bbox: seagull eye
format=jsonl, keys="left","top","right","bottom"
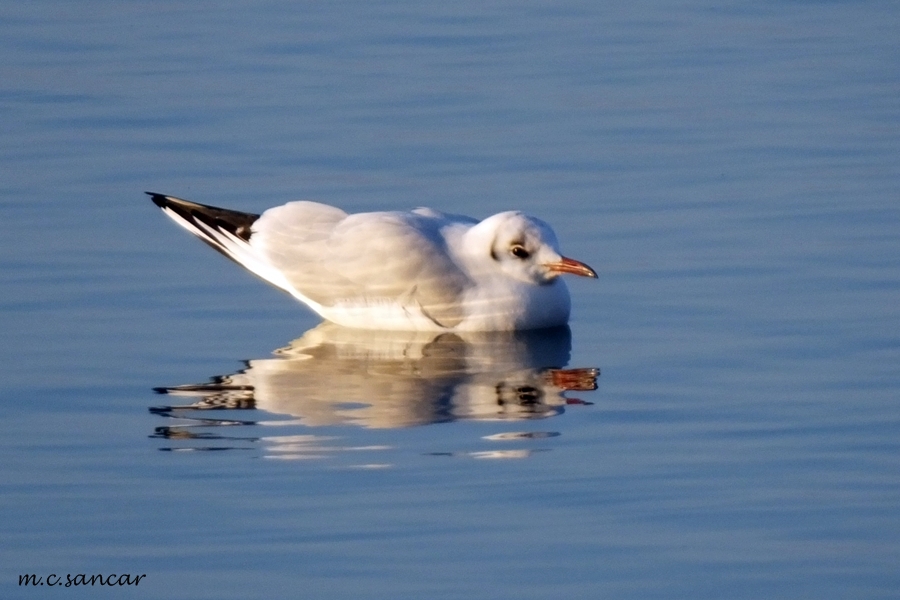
{"left": 510, "top": 244, "right": 530, "bottom": 259}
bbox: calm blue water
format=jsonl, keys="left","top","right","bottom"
{"left": 2, "top": 1, "right": 899, "bottom": 598}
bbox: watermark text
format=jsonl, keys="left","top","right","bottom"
{"left": 19, "top": 573, "right": 147, "bottom": 588}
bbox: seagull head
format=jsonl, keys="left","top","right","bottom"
{"left": 468, "top": 212, "right": 597, "bottom": 285}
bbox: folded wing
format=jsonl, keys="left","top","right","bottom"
{"left": 150, "top": 193, "right": 472, "bottom": 328}
{"left": 252, "top": 204, "right": 472, "bottom": 327}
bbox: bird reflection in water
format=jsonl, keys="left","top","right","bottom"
{"left": 150, "top": 323, "right": 598, "bottom": 460}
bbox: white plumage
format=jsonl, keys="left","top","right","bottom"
{"left": 149, "top": 193, "right": 596, "bottom": 331}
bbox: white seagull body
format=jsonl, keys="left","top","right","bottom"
{"left": 148, "top": 193, "right": 596, "bottom": 331}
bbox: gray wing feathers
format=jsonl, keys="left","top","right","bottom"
{"left": 252, "top": 203, "right": 470, "bottom": 327}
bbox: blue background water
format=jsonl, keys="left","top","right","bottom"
{"left": 2, "top": 1, "right": 898, "bottom": 598}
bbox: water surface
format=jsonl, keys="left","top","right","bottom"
{"left": 1, "top": 1, "right": 898, "bottom": 598}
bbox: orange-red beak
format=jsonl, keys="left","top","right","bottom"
{"left": 545, "top": 256, "right": 597, "bottom": 278}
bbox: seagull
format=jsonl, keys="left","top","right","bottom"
{"left": 147, "top": 193, "right": 596, "bottom": 331}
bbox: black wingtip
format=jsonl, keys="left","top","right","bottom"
{"left": 146, "top": 192, "right": 170, "bottom": 209}
{"left": 145, "top": 192, "right": 260, "bottom": 246}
